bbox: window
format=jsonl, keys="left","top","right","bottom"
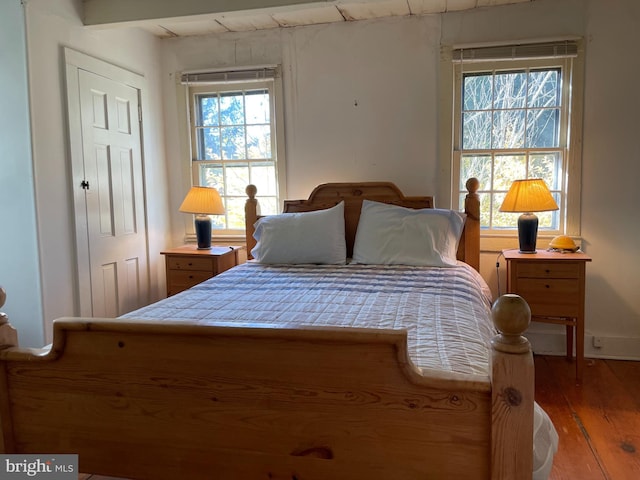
{"left": 450, "top": 41, "right": 583, "bottom": 238}
{"left": 183, "top": 67, "right": 285, "bottom": 235}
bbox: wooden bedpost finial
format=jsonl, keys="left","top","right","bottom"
{"left": 491, "top": 294, "right": 531, "bottom": 354}
{"left": 246, "top": 184, "right": 257, "bottom": 199}
{"left": 0, "top": 286, "right": 7, "bottom": 325}
{"left": 0, "top": 285, "right": 18, "bottom": 347}
{"left": 465, "top": 177, "right": 480, "bottom": 195}
{"left": 464, "top": 177, "right": 480, "bottom": 222}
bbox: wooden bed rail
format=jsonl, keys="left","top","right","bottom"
{"left": 0, "top": 294, "right": 534, "bottom": 479}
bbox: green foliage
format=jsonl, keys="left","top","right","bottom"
{"left": 193, "top": 89, "right": 277, "bottom": 229}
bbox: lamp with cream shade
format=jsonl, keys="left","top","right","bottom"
{"left": 499, "top": 178, "right": 558, "bottom": 253}
{"left": 179, "top": 186, "right": 225, "bottom": 250}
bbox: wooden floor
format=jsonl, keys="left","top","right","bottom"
{"left": 535, "top": 356, "right": 640, "bottom": 480}
{"left": 79, "top": 356, "right": 639, "bottom": 480}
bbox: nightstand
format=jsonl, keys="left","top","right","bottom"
{"left": 503, "top": 249, "right": 592, "bottom": 381}
{"left": 162, "top": 245, "right": 247, "bottom": 296}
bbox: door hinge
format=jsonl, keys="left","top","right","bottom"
{"left": 138, "top": 104, "right": 142, "bottom": 122}
{"left": 81, "top": 180, "right": 90, "bottom": 190}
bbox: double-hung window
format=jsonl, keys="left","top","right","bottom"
{"left": 450, "top": 41, "right": 583, "bottom": 239}
{"left": 183, "top": 66, "right": 285, "bottom": 236}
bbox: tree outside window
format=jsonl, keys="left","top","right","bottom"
{"left": 459, "top": 67, "right": 563, "bottom": 231}
{"left": 190, "top": 82, "right": 280, "bottom": 233}
{"left": 449, "top": 36, "right": 588, "bottom": 242}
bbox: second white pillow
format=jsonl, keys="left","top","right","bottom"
{"left": 352, "top": 200, "right": 466, "bottom": 267}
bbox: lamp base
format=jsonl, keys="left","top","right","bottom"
{"left": 194, "top": 215, "right": 212, "bottom": 250}
{"left": 517, "top": 213, "right": 539, "bottom": 254}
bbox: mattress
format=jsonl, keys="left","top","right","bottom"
{"left": 123, "top": 261, "right": 558, "bottom": 477}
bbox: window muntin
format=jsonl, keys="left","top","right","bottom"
{"left": 454, "top": 60, "right": 572, "bottom": 234}
{"left": 190, "top": 82, "right": 280, "bottom": 233}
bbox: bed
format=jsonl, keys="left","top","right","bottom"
{"left": 0, "top": 180, "right": 557, "bottom": 479}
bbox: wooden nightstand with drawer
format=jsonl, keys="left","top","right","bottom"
{"left": 162, "top": 245, "right": 246, "bottom": 296}
{"left": 504, "top": 249, "right": 592, "bottom": 381}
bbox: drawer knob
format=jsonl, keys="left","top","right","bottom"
{"left": 545, "top": 284, "right": 550, "bottom": 289}
{"left": 545, "top": 269, "right": 551, "bottom": 274}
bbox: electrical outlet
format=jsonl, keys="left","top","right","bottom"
{"left": 592, "top": 336, "right": 604, "bottom": 348}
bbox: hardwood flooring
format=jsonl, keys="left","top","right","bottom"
{"left": 535, "top": 356, "right": 640, "bottom": 480}
{"left": 79, "top": 356, "right": 640, "bottom": 480}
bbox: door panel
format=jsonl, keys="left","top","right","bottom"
{"left": 99, "top": 262, "right": 118, "bottom": 318}
{"left": 93, "top": 144, "right": 114, "bottom": 236}
{"left": 79, "top": 70, "right": 149, "bottom": 318}
{"left": 117, "top": 148, "right": 136, "bottom": 234}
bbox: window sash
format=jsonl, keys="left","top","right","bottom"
{"left": 452, "top": 56, "right": 576, "bottom": 236}
{"left": 187, "top": 78, "right": 281, "bottom": 235}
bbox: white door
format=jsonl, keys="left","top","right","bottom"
{"left": 66, "top": 49, "right": 149, "bottom": 318}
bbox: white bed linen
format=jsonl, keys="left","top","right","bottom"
{"left": 123, "top": 261, "right": 558, "bottom": 478}
{"left": 126, "top": 261, "right": 494, "bottom": 376}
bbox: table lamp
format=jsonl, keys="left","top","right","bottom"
{"left": 179, "top": 186, "right": 225, "bottom": 250}
{"left": 499, "top": 178, "right": 558, "bottom": 253}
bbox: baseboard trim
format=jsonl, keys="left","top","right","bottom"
{"left": 525, "top": 331, "right": 640, "bottom": 361}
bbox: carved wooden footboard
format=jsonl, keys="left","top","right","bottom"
{"left": 0, "top": 288, "right": 533, "bottom": 479}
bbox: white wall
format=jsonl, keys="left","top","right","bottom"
{"left": 579, "top": 0, "right": 640, "bottom": 357}
{"left": 161, "top": 0, "right": 640, "bottom": 359}
{"left": 21, "top": 0, "right": 170, "bottom": 344}
{"left": 161, "top": 14, "right": 442, "bottom": 247}
{"left": 0, "top": 0, "right": 44, "bottom": 347}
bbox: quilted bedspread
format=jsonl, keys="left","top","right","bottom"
{"left": 123, "top": 261, "right": 496, "bottom": 378}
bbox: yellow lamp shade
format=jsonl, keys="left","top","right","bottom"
{"left": 179, "top": 186, "right": 225, "bottom": 215}
{"left": 500, "top": 178, "right": 558, "bottom": 254}
{"left": 179, "top": 186, "right": 225, "bottom": 250}
{"left": 499, "top": 178, "right": 558, "bottom": 213}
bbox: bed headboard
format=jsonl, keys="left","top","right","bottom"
{"left": 245, "top": 179, "right": 481, "bottom": 271}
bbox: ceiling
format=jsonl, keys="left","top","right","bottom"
{"left": 83, "top": 0, "right": 532, "bottom": 38}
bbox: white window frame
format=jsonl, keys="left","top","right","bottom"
{"left": 178, "top": 66, "right": 287, "bottom": 239}
{"left": 440, "top": 40, "right": 584, "bottom": 250}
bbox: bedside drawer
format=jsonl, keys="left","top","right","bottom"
{"left": 527, "top": 302, "right": 580, "bottom": 318}
{"left": 168, "top": 270, "right": 213, "bottom": 289}
{"left": 214, "top": 252, "right": 236, "bottom": 275}
{"left": 516, "top": 261, "right": 581, "bottom": 279}
{"left": 167, "top": 256, "right": 213, "bottom": 272}
{"left": 162, "top": 246, "right": 243, "bottom": 297}
{"left": 516, "top": 278, "right": 580, "bottom": 317}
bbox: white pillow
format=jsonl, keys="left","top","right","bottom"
{"left": 352, "top": 200, "right": 466, "bottom": 267}
{"left": 252, "top": 202, "right": 346, "bottom": 264}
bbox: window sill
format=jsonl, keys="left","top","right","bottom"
{"left": 481, "top": 234, "right": 583, "bottom": 254}
{"left": 183, "top": 233, "right": 247, "bottom": 246}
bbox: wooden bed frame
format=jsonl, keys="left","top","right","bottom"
{"left": 0, "top": 179, "right": 534, "bottom": 479}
